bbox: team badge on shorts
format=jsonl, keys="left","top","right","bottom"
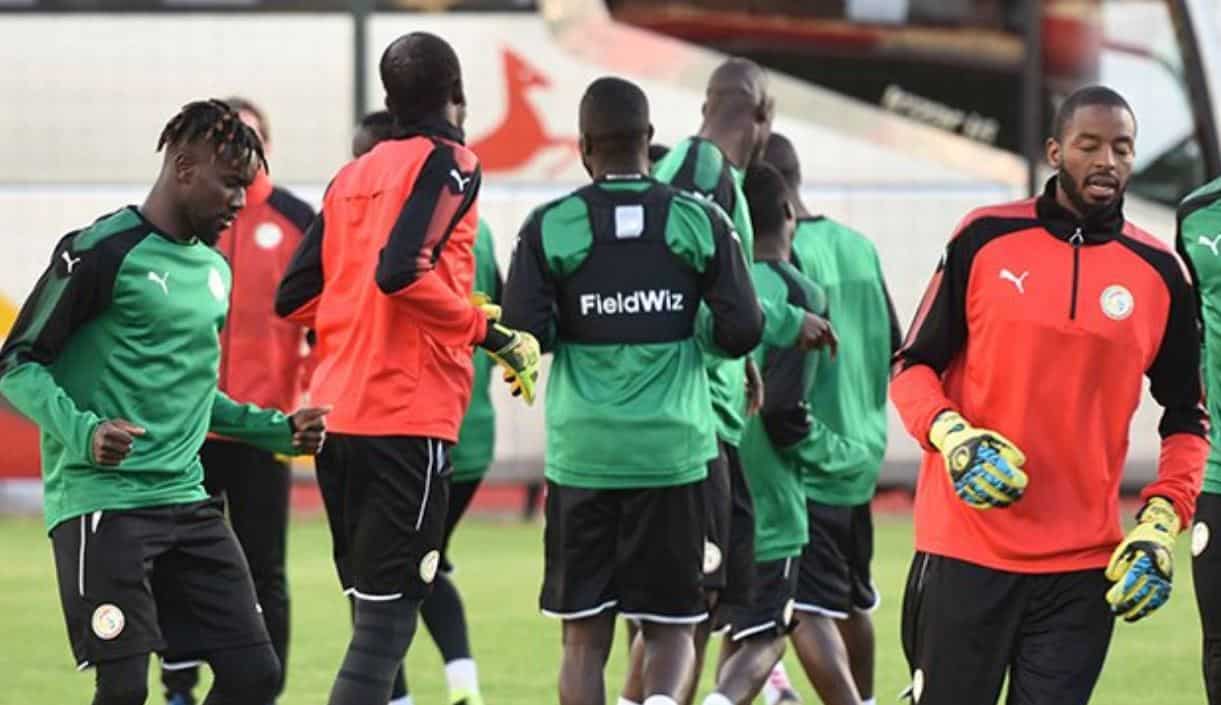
{"left": 911, "top": 668, "right": 925, "bottom": 703}
{"left": 1100, "top": 285, "right": 1134, "bottom": 320}
{"left": 91, "top": 604, "right": 125, "bottom": 640}
{"left": 703, "top": 541, "right": 722, "bottom": 574}
{"left": 782, "top": 598, "right": 795, "bottom": 627}
{"left": 1194, "top": 522, "right": 1211, "bottom": 557}
{"left": 420, "top": 550, "right": 440, "bottom": 584}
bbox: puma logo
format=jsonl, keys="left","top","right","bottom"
{"left": 999, "top": 268, "right": 1029, "bottom": 294}
{"left": 147, "top": 271, "right": 169, "bottom": 295}
{"left": 1199, "top": 234, "right": 1221, "bottom": 256}
{"left": 448, "top": 169, "right": 472, "bottom": 193}
{"left": 61, "top": 251, "right": 81, "bottom": 274}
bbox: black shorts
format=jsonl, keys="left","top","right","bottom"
{"left": 50, "top": 499, "right": 269, "bottom": 670}
{"left": 540, "top": 479, "right": 706, "bottom": 623}
{"left": 717, "top": 557, "right": 799, "bottom": 641}
{"left": 795, "top": 500, "right": 877, "bottom": 618}
{"left": 901, "top": 552, "right": 1114, "bottom": 705}
{"left": 315, "top": 434, "right": 451, "bottom": 601}
{"left": 1192, "top": 491, "right": 1221, "bottom": 704}
{"left": 704, "top": 440, "right": 755, "bottom": 607}
{"left": 440, "top": 478, "right": 481, "bottom": 575}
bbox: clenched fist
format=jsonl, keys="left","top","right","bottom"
{"left": 797, "top": 313, "right": 838, "bottom": 357}
{"left": 289, "top": 406, "right": 331, "bottom": 454}
{"left": 92, "top": 419, "right": 146, "bottom": 466}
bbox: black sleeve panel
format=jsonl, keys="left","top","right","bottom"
{"left": 0, "top": 227, "right": 144, "bottom": 375}
{"left": 267, "top": 186, "right": 317, "bottom": 234}
{"left": 895, "top": 216, "right": 1034, "bottom": 374}
{"left": 500, "top": 211, "right": 558, "bottom": 352}
{"left": 375, "top": 143, "right": 482, "bottom": 295}
{"left": 275, "top": 210, "right": 325, "bottom": 319}
{"left": 883, "top": 277, "right": 903, "bottom": 355}
{"left": 700, "top": 204, "right": 764, "bottom": 358}
{"left": 1119, "top": 235, "right": 1209, "bottom": 439}
{"left": 760, "top": 344, "right": 812, "bottom": 448}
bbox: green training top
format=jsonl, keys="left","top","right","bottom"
{"left": 654, "top": 137, "right": 804, "bottom": 446}
{"left": 0, "top": 207, "right": 296, "bottom": 531}
{"left": 790, "top": 217, "right": 901, "bottom": 506}
{"left": 740, "top": 260, "right": 827, "bottom": 561}
{"left": 1178, "top": 178, "right": 1221, "bottom": 495}
{"left": 452, "top": 218, "right": 502, "bottom": 481}
{"left": 501, "top": 175, "right": 762, "bottom": 489}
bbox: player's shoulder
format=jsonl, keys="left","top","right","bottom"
{"left": 950, "top": 196, "right": 1040, "bottom": 243}
{"left": 799, "top": 215, "right": 876, "bottom": 253}
{"left": 1117, "top": 219, "right": 1192, "bottom": 286}
{"left": 266, "top": 186, "right": 316, "bottom": 233}
{"left": 430, "top": 136, "right": 480, "bottom": 173}
{"left": 667, "top": 185, "right": 734, "bottom": 233}
{"left": 1179, "top": 177, "right": 1221, "bottom": 222}
{"left": 70, "top": 206, "right": 149, "bottom": 253}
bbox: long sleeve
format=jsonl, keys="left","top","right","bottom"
{"left": 759, "top": 294, "right": 806, "bottom": 349}
{"left": 1142, "top": 257, "right": 1209, "bottom": 528}
{"left": 890, "top": 233, "right": 972, "bottom": 451}
{"left": 275, "top": 210, "right": 325, "bottom": 326}
{"left": 501, "top": 212, "right": 558, "bottom": 352}
{"left": 781, "top": 415, "right": 884, "bottom": 476}
{"left": 374, "top": 142, "right": 488, "bottom": 348}
{"left": 697, "top": 206, "right": 764, "bottom": 358}
{"left": 209, "top": 390, "right": 295, "bottom": 455}
{"left": 0, "top": 232, "right": 116, "bottom": 463}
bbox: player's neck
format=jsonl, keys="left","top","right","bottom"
{"left": 589, "top": 157, "right": 649, "bottom": 181}
{"left": 754, "top": 239, "right": 789, "bottom": 262}
{"left": 698, "top": 119, "right": 753, "bottom": 168}
{"left": 140, "top": 181, "right": 194, "bottom": 244}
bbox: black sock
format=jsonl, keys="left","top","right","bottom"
{"left": 420, "top": 573, "right": 472, "bottom": 662}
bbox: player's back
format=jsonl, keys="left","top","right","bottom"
{"left": 503, "top": 176, "right": 761, "bottom": 490}
{"left": 311, "top": 136, "right": 480, "bottom": 438}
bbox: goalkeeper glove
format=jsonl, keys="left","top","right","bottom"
{"left": 471, "top": 291, "right": 501, "bottom": 322}
{"left": 1105, "top": 497, "right": 1179, "bottom": 622}
{"left": 929, "top": 410, "right": 1028, "bottom": 509}
{"left": 480, "top": 322, "right": 540, "bottom": 405}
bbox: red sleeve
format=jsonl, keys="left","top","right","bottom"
{"left": 1143, "top": 434, "right": 1208, "bottom": 528}
{"left": 374, "top": 141, "right": 487, "bottom": 347}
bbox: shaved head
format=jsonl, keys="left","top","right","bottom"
{"left": 763, "top": 133, "right": 801, "bottom": 191}
{"left": 380, "top": 32, "right": 463, "bottom": 125}
{"left": 701, "top": 57, "right": 774, "bottom": 167}
{"left": 579, "top": 76, "right": 651, "bottom": 142}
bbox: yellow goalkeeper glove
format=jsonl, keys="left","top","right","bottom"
{"left": 471, "top": 291, "right": 501, "bottom": 322}
{"left": 480, "top": 322, "right": 540, "bottom": 405}
{"left": 929, "top": 411, "right": 1028, "bottom": 509}
{"left": 1105, "top": 497, "right": 1179, "bottom": 622}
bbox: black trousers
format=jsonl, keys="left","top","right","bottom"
{"left": 901, "top": 552, "right": 1114, "bottom": 705}
{"left": 1194, "top": 491, "right": 1221, "bottom": 705}
{"left": 163, "top": 440, "right": 291, "bottom": 698}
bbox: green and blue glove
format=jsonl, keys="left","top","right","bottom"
{"left": 929, "top": 410, "right": 1028, "bottom": 509}
{"left": 1105, "top": 497, "right": 1179, "bottom": 622}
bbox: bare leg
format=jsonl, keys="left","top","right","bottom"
{"left": 560, "top": 613, "right": 616, "bottom": 705}
{"left": 789, "top": 615, "right": 860, "bottom": 705}
{"left": 640, "top": 621, "right": 697, "bottom": 700}
{"left": 710, "top": 634, "right": 786, "bottom": 705}
{"left": 837, "top": 611, "right": 875, "bottom": 701}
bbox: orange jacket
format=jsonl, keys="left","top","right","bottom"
{"left": 215, "top": 173, "right": 313, "bottom": 412}
{"left": 275, "top": 119, "right": 486, "bottom": 440}
{"left": 891, "top": 178, "right": 1208, "bottom": 573}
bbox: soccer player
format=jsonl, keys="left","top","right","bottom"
{"left": 274, "top": 33, "right": 537, "bottom": 705}
{"left": 350, "top": 107, "right": 499, "bottom": 705}
{"left": 1177, "top": 176, "right": 1221, "bottom": 704}
{"left": 760, "top": 133, "right": 902, "bottom": 705}
{"left": 159, "top": 96, "right": 315, "bottom": 705}
{"left": 892, "top": 85, "right": 1207, "bottom": 705}
{"left": 703, "top": 163, "right": 827, "bottom": 705}
{"left": 500, "top": 76, "right": 763, "bottom": 705}
{"left": 629, "top": 57, "right": 834, "bottom": 705}
{"left": 0, "top": 98, "right": 328, "bottom": 705}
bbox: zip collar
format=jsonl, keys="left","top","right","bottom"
{"left": 1035, "top": 175, "right": 1126, "bottom": 245}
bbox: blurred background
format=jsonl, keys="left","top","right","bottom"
{"left": 1, "top": 0, "right": 1219, "bottom": 512}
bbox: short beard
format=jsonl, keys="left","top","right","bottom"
{"left": 1058, "top": 167, "right": 1118, "bottom": 217}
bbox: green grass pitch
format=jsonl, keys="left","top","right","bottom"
{"left": 0, "top": 513, "right": 1206, "bottom": 704}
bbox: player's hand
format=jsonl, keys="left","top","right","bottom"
{"left": 797, "top": 313, "right": 838, "bottom": 357}
{"left": 481, "top": 323, "right": 540, "bottom": 405}
{"left": 1106, "top": 497, "right": 1178, "bottom": 622}
{"left": 471, "top": 291, "right": 501, "bottom": 322}
{"left": 92, "top": 419, "right": 146, "bottom": 466}
{"left": 929, "top": 410, "right": 1027, "bottom": 509}
{"left": 289, "top": 406, "right": 331, "bottom": 455}
{"left": 745, "top": 357, "right": 764, "bottom": 416}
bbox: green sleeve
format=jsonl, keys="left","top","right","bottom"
{"left": 0, "top": 362, "right": 101, "bottom": 464}
{"left": 0, "top": 230, "right": 119, "bottom": 464}
{"left": 209, "top": 391, "right": 295, "bottom": 455}
{"left": 759, "top": 294, "right": 804, "bottom": 348}
{"left": 781, "top": 416, "right": 883, "bottom": 476}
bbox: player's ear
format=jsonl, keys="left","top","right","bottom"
{"left": 1046, "top": 136, "right": 1062, "bottom": 169}
{"left": 579, "top": 134, "right": 593, "bottom": 160}
{"left": 173, "top": 151, "right": 197, "bottom": 185}
{"left": 647, "top": 124, "right": 655, "bottom": 142}
{"left": 783, "top": 199, "right": 794, "bottom": 221}
{"left": 452, "top": 78, "right": 466, "bottom": 108}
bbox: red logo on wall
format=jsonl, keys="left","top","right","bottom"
{"left": 470, "top": 48, "right": 578, "bottom": 175}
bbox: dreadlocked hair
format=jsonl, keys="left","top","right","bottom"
{"left": 156, "top": 99, "right": 268, "bottom": 173}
